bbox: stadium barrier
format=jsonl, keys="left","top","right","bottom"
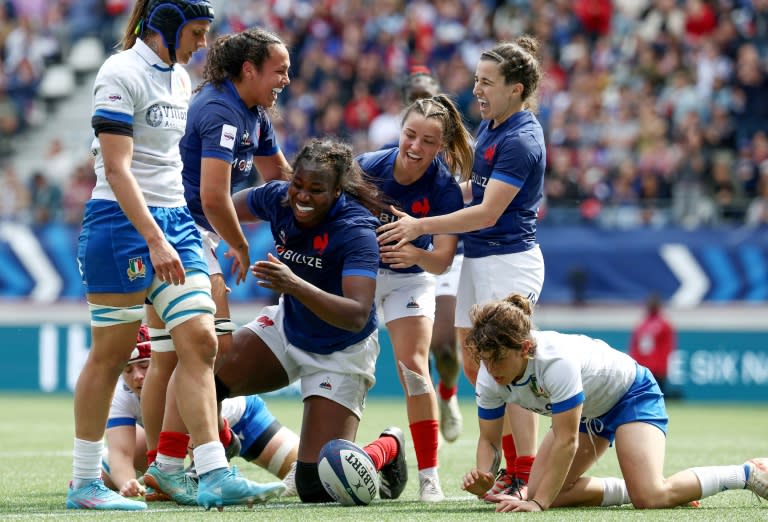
{"left": 0, "top": 303, "right": 765, "bottom": 401}
{"left": 2, "top": 222, "right": 767, "bottom": 306}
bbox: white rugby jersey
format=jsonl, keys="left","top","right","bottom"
{"left": 107, "top": 375, "right": 142, "bottom": 429}
{"left": 220, "top": 395, "right": 247, "bottom": 427}
{"left": 106, "top": 378, "right": 247, "bottom": 430}
{"left": 90, "top": 38, "right": 192, "bottom": 207}
{"left": 476, "top": 330, "right": 637, "bottom": 420}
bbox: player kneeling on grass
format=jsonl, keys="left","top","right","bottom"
{"left": 214, "top": 138, "right": 409, "bottom": 504}
{"left": 101, "top": 326, "right": 301, "bottom": 499}
{"left": 461, "top": 294, "right": 768, "bottom": 512}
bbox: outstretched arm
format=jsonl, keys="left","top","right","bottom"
{"left": 105, "top": 426, "right": 145, "bottom": 497}
{"left": 376, "top": 179, "right": 520, "bottom": 248}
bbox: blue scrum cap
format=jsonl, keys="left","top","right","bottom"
{"left": 145, "top": 0, "right": 214, "bottom": 63}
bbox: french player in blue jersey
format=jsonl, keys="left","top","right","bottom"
{"left": 377, "top": 36, "right": 548, "bottom": 498}
{"left": 461, "top": 294, "right": 768, "bottom": 512}
{"left": 401, "top": 67, "right": 468, "bottom": 446}
{"left": 141, "top": 27, "right": 292, "bottom": 503}
{"left": 357, "top": 94, "right": 473, "bottom": 502}
{"left": 71, "top": 0, "right": 283, "bottom": 511}
{"left": 213, "top": 138, "right": 410, "bottom": 503}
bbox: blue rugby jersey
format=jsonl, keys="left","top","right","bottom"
{"left": 247, "top": 182, "right": 380, "bottom": 354}
{"left": 357, "top": 147, "right": 463, "bottom": 273}
{"left": 464, "top": 110, "right": 546, "bottom": 258}
{"left": 181, "top": 79, "right": 280, "bottom": 232}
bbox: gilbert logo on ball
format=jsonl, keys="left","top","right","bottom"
{"left": 318, "top": 439, "right": 379, "bottom": 506}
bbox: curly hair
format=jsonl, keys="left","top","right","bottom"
{"left": 284, "top": 138, "right": 391, "bottom": 216}
{"left": 464, "top": 294, "right": 536, "bottom": 365}
{"left": 196, "top": 27, "right": 285, "bottom": 91}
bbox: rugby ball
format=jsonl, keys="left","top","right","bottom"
{"left": 318, "top": 438, "right": 379, "bottom": 506}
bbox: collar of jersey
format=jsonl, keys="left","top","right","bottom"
{"left": 223, "top": 79, "right": 250, "bottom": 110}
{"left": 328, "top": 192, "right": 346, "bottom": 218}
{"left": 133, "top": 38, "right": 174, "bottom": 72}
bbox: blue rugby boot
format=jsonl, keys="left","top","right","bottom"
{"left": 66, "top": 479, "right": 147, "bottom": 510}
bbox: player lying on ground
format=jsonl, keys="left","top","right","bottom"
{"left": 101, "top": 326, "right": 300, "bottom": 500}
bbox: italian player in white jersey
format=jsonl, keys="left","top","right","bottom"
{"left": 140, "top": 27, "right": 291, "bottom": 505}
{"left": 101, "top": 326, "right": 300, "bottom": 499}
{"left": 460, "top": 294, "right": 768, "bottom": 512}
{"left": 70, "top": 0, "right": 284, "bottom": 510}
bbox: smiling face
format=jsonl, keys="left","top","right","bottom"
{"left": 473, "top": 58, "right": 522, "bottom": 126}
{"left": 396, "top": 112, "right": 444, "bottom": 179}
{"left": 175, "top": 20, "right": 211, "bottom": 64}
{"left": 243, "top": 43, "right": 290, "bottom": 108}
{"left": 288, "top": 164, "right": 340, "bottom": 228}
{"left": 122, "top": 360, "right": 149, "bottom": 397}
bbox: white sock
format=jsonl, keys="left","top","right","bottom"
{"left": 600, "top": 477, "right": 631, "bottom": 506}
{"left": 155, "top": 453, "right": 185, "bottom": 473}
{"left": 690, "top": 465, "right": 747, "bottom": 498}
{"left": 193, "top": 441, "right": 228, "bottom": 477}
{"left": 72, "top": 438, "right": 103, "bottom": 489}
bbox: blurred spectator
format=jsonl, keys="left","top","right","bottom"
{"left": 0, "top": 88, "right": 19, "bottom": 157}
{"left": 28, "top": 170, "right": 61, "bottom": 225}
{"left": 61, "top": 160, "right": 95, "bottom": 225}
{"left": 43, "top": 137, "right": 78, "bottom": 187}
{"left": 745, "top": 163, "right": 768, "bottom": 227}
{"left": 4, "top": 0, "right": 768, "bottom": 230}
{"left": 629, "top": 293, "right": 677, "bottom": 398}
{"left": 0, "top": 163, "right": 29, "bottom": 221}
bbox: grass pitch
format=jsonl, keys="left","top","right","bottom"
{"left": 0, "top": 394, "right": 766, "bottom": 521}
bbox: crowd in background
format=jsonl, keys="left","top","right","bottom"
{"left": 2, "top": 0, "right": 768, "bottom": 229}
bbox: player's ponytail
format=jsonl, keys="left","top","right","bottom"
{"left": 120, "top": 0, "right": 151, "bottom": 51}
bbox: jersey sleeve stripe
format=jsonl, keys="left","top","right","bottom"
{"left": 341, "top": 268, "right": 378, "bottom": 279}
{"left": 551, "top": 391, "right": 585, "bottom": 414}
{"left": 93, "top": 109, "right": 133, "bottom": 124}
{"left": 491, "top": 171, "right": 524, "bottom": 188}
{"left": 106, "top": 417, "right": 136, "bottom": 429}
{"left": 478, "top": 404, "right": 505, "bottom": 420}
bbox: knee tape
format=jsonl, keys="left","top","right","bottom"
{"left": 267, "top": 435, "right": 295, "bottom": 477}
{"left": 148, "top": 326, "right": 174, "bottom": 353}
{"left": 214, "top": 318, "right": 237, "bottom": 336}
{"left": 398, "top": 360, "right": 433, "bottom": 397}
{"left": 88, "top": 302, "right": 144, "bottom": 327}
{"left": 295, "top": 461, "right": 333, "bottom": 503}
{"left": 147, "top": 270, "right": 215, "bottom": 331}
{"left": 600, "top": 476, "right": 630, "bottom": 506}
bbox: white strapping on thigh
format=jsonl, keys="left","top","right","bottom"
{"left": 88, "top": 302, "right": 144, "bottom": 327}
{"left": 148, "top": 271, "right": 215, "bottom": 331}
